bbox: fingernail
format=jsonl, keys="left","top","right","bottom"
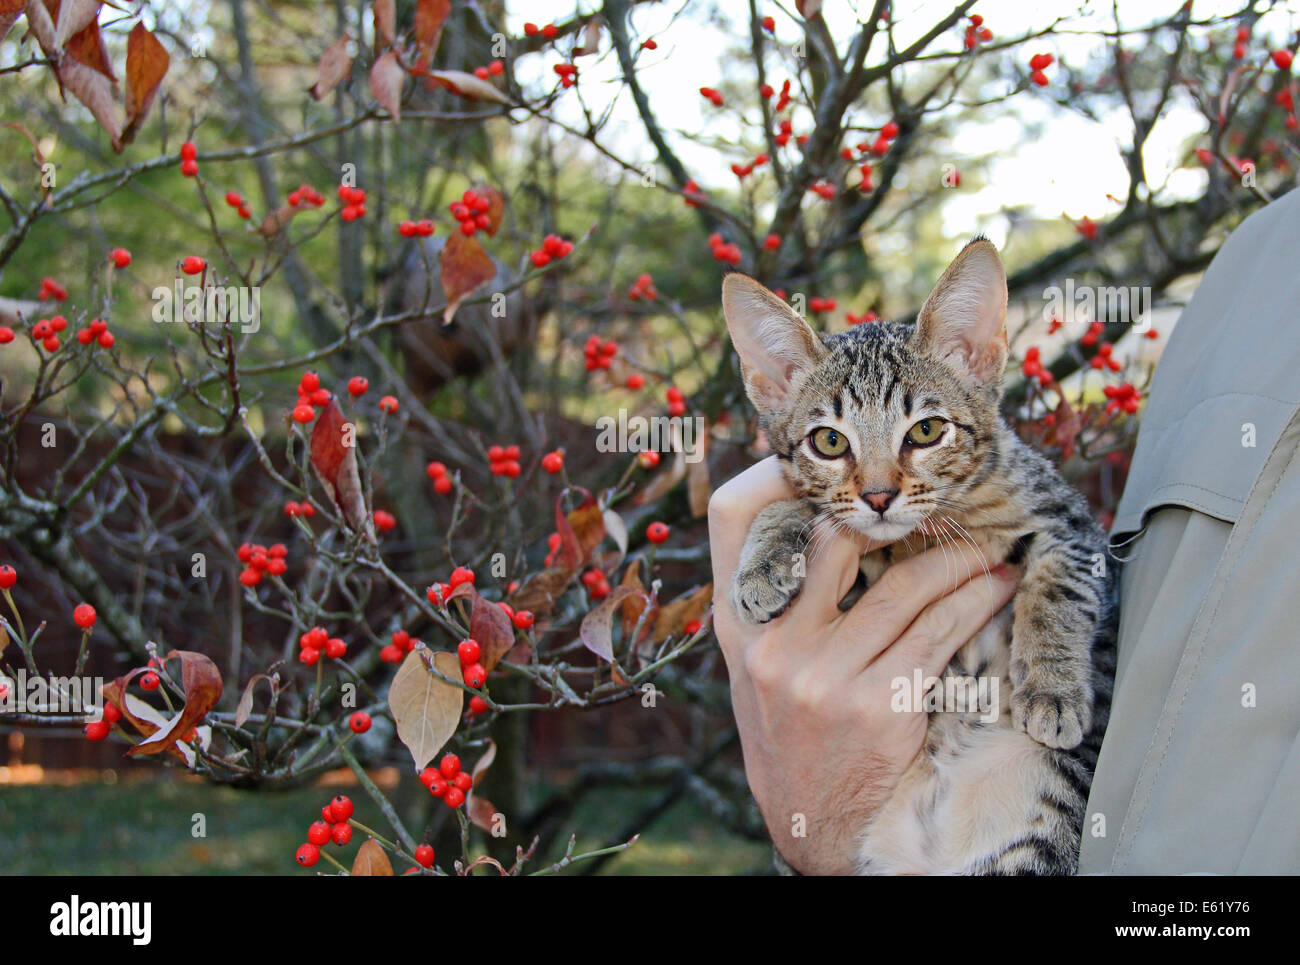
{"left": 990, "top": 563, "right": 1015, "bottom": 581}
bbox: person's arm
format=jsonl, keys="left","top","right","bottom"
{"left": 709, "top": 457, "right": 1018, "bottom": 875}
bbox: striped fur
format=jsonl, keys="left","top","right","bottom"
{"left": 722, "top": 240, "right": 1117, "bottom": 875}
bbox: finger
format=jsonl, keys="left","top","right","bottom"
{"left": 708, "top": 456, "right": 793, "bottom": 608}
{"left": 841, "top": 539, "right": 1002, "bottom": 663}
{"left": 797, "top": 518, "right": 877, "bottom": 622}
{"left": 885, "top": 563, "right": 1019, "bottom": 680}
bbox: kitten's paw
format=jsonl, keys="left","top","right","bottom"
{"left": 1010, "top": 678, "right": 1091, "bottom": 749}
{"left": 731, "top": 560, "right": 803, "bottom": 624}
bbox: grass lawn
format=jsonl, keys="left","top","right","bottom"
{"left": 0, "top": 775, "right": 772, "bottom": 875}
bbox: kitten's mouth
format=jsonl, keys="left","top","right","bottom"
{"left": 845, "top": 515, "right": 919, "bottom": 543}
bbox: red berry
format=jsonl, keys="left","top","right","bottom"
{"left": 433, "top": 476, "right": 453, "bottom": 495}
{"left": 379, "top": 395, "right": 398, "bottom": 413}
{"left": 469, "top": 695, "right": 490, "bottom": 715}
{"left": 463, "top": 663, "right": 487, "bottom": 688}
{"left": 296, "top": 843, "right": 320, "bottom": 867}
{"left": 541, "top": 451, "right": 564, "bottom": 473}
{"left": 427, "top": 774, "right": 448, "bottom": 798}
{"left": 299, "top": 647, "right": 320, "bottom": 666}
{"left": 325, "top": 637, "right": 347, "bottom": 659}
{"left": 626, "top": 374, "right": 645, "bottom": 389}
{"left": 73, "top": 603, "right": 97, "bottom": 629}
{"left": 0, "top": 565, "right": 15, "bottom": 589}
{"left": 444, "top": 787, "right": 466, "bottom": 808}
{"left": 426, "top": 461, "right": 447, "bottom": 479}
{"left": 439, "top": 753, "right": 461, "bottom": 779}
{"left": 180, "top": 159, "right": 199, "bottom": 177}
{"left": 1272, "top": 49, "right": 1294, "bottom": 71}
{"left": 330, "top": 795, "right": 354, "bottom": 821}
{"left": 419, "top": 767, "right": 440, "bottom": 788}
{"left": 684, "top": 620, "right": 703, "bottom": 635}
{"left": 292, "top": 405, "right": 316, "bottom": 424}
{"left": 373, "top": 510, "right": 397, "bottom": 532}
{"left": 449, "top": 566, "right": 475, "bottom": 588}
{"left": 331, "top": 823, "right": 353, "bottom": 846}
{"left": 140, "top": 671, "right": 161, "bottom": 690}
{"left": 638, "top": 450, "right": 661, "bottom": 469}
{"left": 452, "top": 771, "right": 473, "bottom": 792}
{"left": 102, "top": 701, "right": 121, "bottom": 724}
{"left": 414, "top": 844, "right": 435, "bottom": 867}
{"left": 646, "top": 521, "right": 670, "bottom": 544}
{"left": 181, "top": 256, "right": 205, "bottom": 275}
{"left": 346, "top": 375, "right": 369, "bottom": 397}
{"left": 0, "top": 327, "right": 13, "bottom": 344}
{"left": 110, "top": 247, "right": 131, "bottom": 267}
{"left": 513, "top": 610, "right": 534, "bottom": 630}
{"left": 457, "top": 639, "right": 482, "bottom": 665}
{"left": 308, "top": 821, "right": 332, "bottom": 845}
{"left": 84, "top": 720, "right": 111, "bottom": 741}
{"left": 97, "top": 331, "right": 115, "bottom": 349}
{"left": 349, "top": 711, "right": 371, "bottom": 733}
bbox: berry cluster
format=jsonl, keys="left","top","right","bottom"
{"left": 237, "top": 541, "right": 290, "bottom": 587}
{"left": 627, "top": 273, "right": 657, "bottom": 301}
{"left": 110, "top": 247, "right": 131, "bottom": 267}
{"left": 380, "top": 628, "right": 419, "bottom": 664}
{"left": 730, "top": 152, "right": 769, "bottom": 179}
{"left": 295, "top": 794, "right": 356, "bottom": 867}
{"left": 1088, "top": 342, "right": 1123, "bottom": 372}
{"left": 523, "top": 22, "right": 559, "bottom": 39}
{"left": 427, "top": 565, "right": 475, "bottom": 606}
{"left": 180, "top": 140, "right": 199, "bottom": 177}
{"left": 76, "top": 318, "right": 115, "bottom": 349}
{"left": 1104, "top": 382, "right": 1142, "bottom": 415}
{"left": 1028, "top": 52, "right": 1054, "bottom": 87}
{"left": 291, "top": 370, "right": 332, "bottom": 425}
{"left": 84, "top": 700, "right": 119, "bottom": 742}
{"left": 496, "top": 602, "right": 534, "bottom": 630}
{"left": 529, "top": 233, "right": 574, "bottom": 267}
{"left": 846, "top": 310, "right": 879, "bottom": 326}
{"left": 473, "top": 59, "right": 506, "bottom": 80}
{"left": 420, "top": 753, "right": 473, "bottom": 809}
{"left": 397, "top": 219, "right": 436, "bottom": 237}
{"left": 699, "top": 86, "right": 724, "bottom": 107}
{"left": 284, "top": 499, "right": 317, "bottom": 519}
{"left": 1079, "top": 320, "right": 1106, "bottom": 347}
{"left": 808, "top": 296, "right": 837, "bottom": 313}
{"left": 552, "top": 62, "right": 578, "bottom": 88}
{"left": 962, "top": 14, "right": 994, "bottom": 50}
{"left": 774, "top": 116, "right": 794, "bottom": 146}
{"left": 1075, "top": 217, "right": 1098, "bottom": 240}
{"left": 373, "top": 509, "right": 397, "bottom": 533}
{"left": 38, "top": 276, "right": 68, "bottom": 301}
{"left": 457, "top": 638, "right": 487, "bottom": 690}
{"left": 223, "top": 190, "right": 252, "bottom": 220}
{"left": 287, "top": 184, "right": 325, "bottom": 210}
{"left": 708, "top": 233, "right": 742, "bottom": 265}
{"left": 541, "top": 450, "right": 564, "bottom": 474}
{"left": 1020, "top": 346, "right": 1055, "bottom": 386}
{"left": 31, "top": 315, "right": 67, "bottom": 352}
{"left": 338, "top": 184, "right": 368, "bottom": 221}
{"left": 298, "top": 625, "right": 348, "bottom": 666}
{"left": 581, "top": 568, "right": 612, "bottom": 600}
{"left": 426, "top": 460, "right": 454, "bottom": 495}
{"left": 584, "top": 335, "right": 618, "bottom": 370}
{"left": 666, "top": 385, "right": 687, "bottom": 417}
{"left": 449, "top": 189, "right": 493, "bottom": 236}
{"left": 809, "top": 180, "right": 836, "bottom": 201}
{"left": 682, "top": 179, "right": 706, "bottom": 208}
{"left": 487, "top": 445, "right": 522, "bottom": 477}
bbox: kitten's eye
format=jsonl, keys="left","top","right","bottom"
{"left": 810, "top": 427, "right": 850, "bottom": 458}
{"left": 905, "top": 418, "right": 947, "bottom": 446}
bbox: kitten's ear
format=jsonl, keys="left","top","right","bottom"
{"left": 722, "top": 273, "right": 826, "bottom": 417}
{"left": 912, "top": 238, "right": 1008, "bottom": 384}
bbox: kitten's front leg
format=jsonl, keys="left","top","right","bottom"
{"left": 731, "top": 499, "right": 815, "bottom": 624}
{"left": 1008, "top": 551, "right": 1103, "bottom": 749}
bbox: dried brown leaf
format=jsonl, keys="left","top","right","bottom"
{"left": 129, "top": 650, "right": 224, "bottom": 758}
{"left": 424, "top": 69, "right": 512, "bottom": 104}
{"left": 309, "top": 33, "right": 353, "bottom": 101}
{"left": 414, "top": 0, "right": 450, "bottom": 72}
{"left": 369, "top": 49, "right": 405, "bottom": 120}
{"left": 388, "top": 649, "right": 462, "bottom": 772}
{"left": 352, "top": 838, "right": 393, "bottom": 875}
{"left": 116, "top": 22, "right": 169, "bottom": 151}
{"left": 310, "top": 400, "right": 375, "bottom": 540}
{"left": 580, "top": 585, "right": 648, "bottom": 662}
{"left": 438, "top": 231, "right": 495, "bottom": 324}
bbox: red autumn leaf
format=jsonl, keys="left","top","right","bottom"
{"left": 468, "top": 183, "right": 505, "bottom": 237}
{"left": 505, "top": 565, "right": 572, "bottom": 617}
{"left": 438, "top": 231, "right": 495, "bottom": 324}
{"left": 65, "top": 15, "right": 115, "bottom": 82}
{"left": 619, "top": 564, "right": 657, "bottom": 641}
{"left": 466, "top": 739, "right": 498, "bottom": 833}
{"left": 116, "top": 22, "right": 169, "bottom": 151}
{"left": 0, "top": 0, "right": 25, "bottom": 45}
{"left": 310, "top": 400, "right": 375, "bottom": 541}
{"left": 103, "top": 670, "right": 190, "bottom": 764}
{"left": 53, "top": 0, "right": 99, "bottom": 48}
{"left": 372, "top": 0, "right": 396, "bottom": 49}
{"left": 413, "top": 0, "right": 450, "bottom": 72}
{"left": 57, "top": 58, "right": 121, "bottom": 144}
{"left": 445, "top": 582, "right": 515, "bottom": 673}
{"left": 423, "top": 69, "right": 512, "bottom": 104}
{"left": 128, "top": 650, "right": 224, "bottom": 758}
{"left": 309, "top": 33, "right": 353, "bottom": 101}
{"left": 369, "top": 49, "right": 405, "bottom": 120}
{"left": 566, "top": 489, "right": 606, "bottom": 562}
{"left": 552, "top": 495, "right": 584, "bottom": 571}
{"left": 580, "top": 585, "right": 648, "bottom": 662}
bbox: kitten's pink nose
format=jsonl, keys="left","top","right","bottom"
{"left": 863, "top": 489, "right": 899, "bottom": 513}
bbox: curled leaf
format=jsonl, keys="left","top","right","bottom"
{"left": 466, "top": 739, "right": 498, "bottom": 832}
{"left": 445, "top": 582, "right": 515, "bottom": 673}
{"left": 129, "top": 650, "right": 223, "bottom": 758}
{"left": 117, "top": 22, "right": 169, "bottom": 151}
{"left": 372, "top": 0, "right": 395, "bottom": 48}
{"left": 388, "top": 649, "right": 462, "bottom": 772}
{"left": 369, "top": 49, "right": 405, "bottom": 120}
{"left": 310, "top": 33, "right": 353, "bottom": 101}
{"left": 424, "top": 69, "right": 512, "bottom": 104}
{"left": 309, "top": 400, "right": 375, "bottom": 541}
{"left": 414, "top": 0, "right": 450, "bottom": 72}
{"left": 57, "top": 58, "right": 121, "bottom": 143}
{"left": 438, "top": 231, "right": 495, "bottom": 324}
{"left": 580, "top": 585, "right": 648, "bottom": 662}
{"left": 53, "top": 0, "right": 99, "bottom": 48}
{"left": 234, "top": 673, "right": 275, "bottom": 729}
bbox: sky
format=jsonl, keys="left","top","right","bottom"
{"left": 503, "top": 0, "right": 1299, "bottom": 244}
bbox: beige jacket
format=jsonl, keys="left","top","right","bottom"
{"left": 1079, "top": 186, "right": 1300, "bottom": 874}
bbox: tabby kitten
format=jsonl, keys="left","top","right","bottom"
{"left": 722, "top": 239, "right": 1116, "bottom": 875}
